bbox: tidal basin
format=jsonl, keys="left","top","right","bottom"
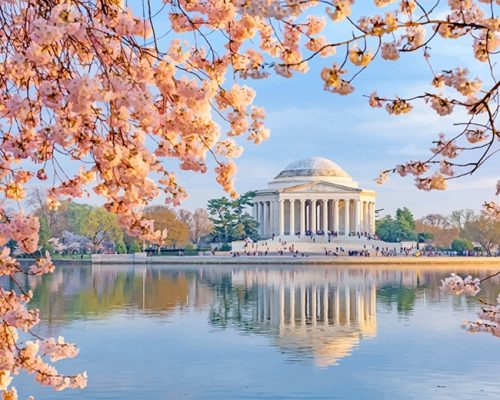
{"left": 16, "top": 264, "right": 500, "bottom": 399}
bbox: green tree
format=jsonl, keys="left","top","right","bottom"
{"left": 396, "top": 207, "right": 416, "bottom": 232}
{"left": 376, "top": 207, "right": 418, "bottom": 242}
{"left": 129, "top": 241, "right": 142, "bottom": 253}
{"left": 207, "top": 191, "right": 258, "bottom": 242}
{"left": 234, "top": 213, "right": 259, "bottom": 241}
{"left": 417, "top": 232, "right": 434, "bottom": 243}
{"left": 207, "top": 197, "right": 236, "bottom": 243}
{"left": 38, "top": 214, "right": 52, "bottom": 252}
{"left": 76, "top": 207, "right": 123, "bottom": 253}
{"left": 451, "top": 239, "right": 474, "bottom": 253}
{"left": 376, "top": 216, "right": 400, "bottom": 242}
{"left": 123, "top": 231, "right": 143, "bottom": 254}
{"left": 396, "top": 207, "right": 418, "bottom": 241}
{"left": 115, "top": 240, "right": 127, "bottom": 254}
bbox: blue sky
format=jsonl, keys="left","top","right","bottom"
{"left": 173, "top": 19, "right": 498, "bottom": 218}
{"left": 39, "top": 2, "right": 498, "bottom": 219}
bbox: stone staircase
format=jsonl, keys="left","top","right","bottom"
{"left": 233, "top": 236, "right": 417, "bottom": 255}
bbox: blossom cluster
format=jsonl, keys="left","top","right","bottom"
{"left": 440, "top": 273, "right": 481, "bottom": 296}
{"left": 0, "top": 220, "right": 79, "bottom": 399}
{"left": 441, "top": 274, "right": 500, "bottom": 338}
{"left": 462, "top": 292, "right": 500, "bottom": 337}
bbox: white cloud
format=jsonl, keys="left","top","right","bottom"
{"left": 447, "top": 176, "right": 498, "bottom": 191}
{"left": 388, "top": 143, "right": 429, "bottom": 157}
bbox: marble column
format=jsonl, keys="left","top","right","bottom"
{"left": 300, "top": 199, "right": 306, "bottom": 236}
{"left": 367, "top": 202, "right": 371, "bottom": 235}
{"left": 371, "top": 202, "right": 376, "bottom": 234}
{"left": 344, "top": 199, "right": 350, "bottom": 236}
{"left": 258, "top": 202, "right": 262, "bottom": 236}
{"left": 355, "top": 200, "right": 361, "bottom": 235}
{"left": 306, "top": 201, "right": 310, "bottom": 231}
{"left": 366, "top": 201, "right": 370, "bottom": 233}
{"left": 311, "top": 200, "right": 317, "bottom": 234}
{"left": 270, "top": 201, "right": 275, "bottom": 236}
{"left": 290, "top": 199, "right": 295, "bottom": 236}
{"left": 322, "top": 199, "right": 328, "bottom": 234}
{"left": 359, "top": 201, "right": 363, "bottom": 234}
{"left": 333, "top": 200, "right": 339, "bottom": 233}
{"left": 257, "top": 203, "right": 262, "bottom": 236}
{"left": 362, "top": 201, "right": 368, "bottom": 233}
{"left": 279, "top": 200, "right": 285, "bottom": 236}
{"left": 263, "top": 202, "right": 268, "bottom": 237}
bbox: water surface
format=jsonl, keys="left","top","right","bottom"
{"left": 13, "top": 264, "right": 500, "bottom": 399}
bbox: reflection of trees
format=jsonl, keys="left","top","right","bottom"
{"left": 377, "top": 285, "right": 424, "bottom": 315}
{"left": 377, "top": 270, "right": 500, "bottom": 315}
{"left": 25, "top": 266, "right": 201, "bottom": 323}
{"left": 208, "top": 276, "right": 259, "bottom": 332}
{"left": 17, "top": 264, "right": 500, "bottom": 336}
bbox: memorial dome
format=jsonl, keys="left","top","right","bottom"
{"left": 275, "top": 157, "right": 350, "bottom": 179}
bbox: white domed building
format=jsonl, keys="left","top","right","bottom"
{"left": 252, "top": 157, "right": 376, "bottom": 238}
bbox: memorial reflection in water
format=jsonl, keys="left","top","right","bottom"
{"left": 224, "top": 269, "right": 377, "bottom": 367}
{"left": 20, "top": 264, "right": 499, "bottom": 368}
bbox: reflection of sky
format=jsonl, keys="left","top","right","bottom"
{"left": 15, "top": 265, "right": 500, "bottom": 400}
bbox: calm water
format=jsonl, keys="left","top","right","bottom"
{"left": 11, "top": 264, "right": 500, "bottom": 399}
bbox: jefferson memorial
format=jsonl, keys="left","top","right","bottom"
{"left": 252, "top": 157, "right": 376, "bottom": 239}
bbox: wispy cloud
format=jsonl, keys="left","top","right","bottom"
{"left": 447, "top": 176, "right": 498, "bottom": 191}
{"left": 388, "top": 143, "right": 430, "bottom": 157}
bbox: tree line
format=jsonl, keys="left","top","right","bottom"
{"left": 27, "top": 189, "right": 260, "bottom": 255}
{"left": 29, "top": 192, "right": 499, "bottom": 256}
{"left": 30, "top": 191, "right": 213, "bottom": 254}
{"left": 376, "top": 208, "right": 500, "bottom": 255}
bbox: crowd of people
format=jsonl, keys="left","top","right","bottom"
{"left": 298, "top": 231, "right": 378, "bottom": 243}
{"left": 221, "top": 236, "right": 492, "bottom": 258}
{"left": 415, "top": 249, "right": 487, "bottom": 257}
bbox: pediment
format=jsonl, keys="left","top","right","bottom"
{"left": 279, "top": 181, "right": 362, "bottom": 194}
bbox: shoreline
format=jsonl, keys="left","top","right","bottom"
{"left": 89, "top": 255, "right": 500, "bottom": 269}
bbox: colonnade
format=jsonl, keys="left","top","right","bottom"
{"left": 253, "top": 198, "right": 375, "bottom": 238}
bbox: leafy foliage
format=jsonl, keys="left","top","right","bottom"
{"left": 144, "top": 206, "right": 190, "bottom": 248}
{"left": 451, "top": 239, "right": 474, "bottom": 253}
{"left": 76, "top": 207, "right": 124, "bottom": 252}
{"left": 376, "top": 207, "right": 418, "bottom": 242}
{"left": 417, "top": 232, "right": 434, "bottom": 243}
{"left": 207, "top": 191, "right": 259, "bottom": 242}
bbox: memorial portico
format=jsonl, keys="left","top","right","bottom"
{"left": 253, "top": 157, "right": 376, "bottom": 238}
